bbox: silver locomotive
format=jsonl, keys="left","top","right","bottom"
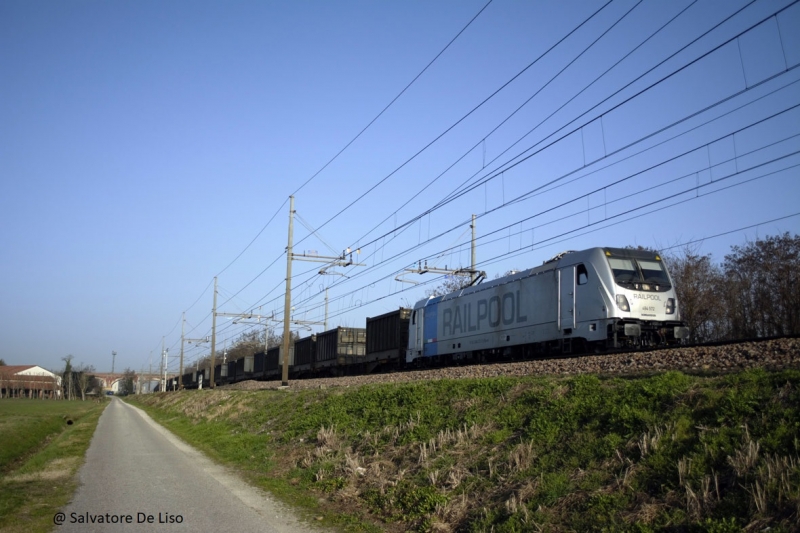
{"left": 407, "top": 247, "right": 689, "bottom": 363}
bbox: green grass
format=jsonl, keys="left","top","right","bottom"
{"left": 128, "top": 368, "right": 800, "bottom": 532}
{"left": 0, "top": 399, "right": 107, "bottom": 533}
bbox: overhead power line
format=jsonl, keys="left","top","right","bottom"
{"left": 354, "top": 0, "right": 775, "bottom": 253}
{"left": 158, "top": 1, "right": 799, "bottom": 356}
{"left": 162, "top": 1, "right": 498, "bottom": 353}
{"left": 287, "top": 110, "right": 800, "bottom": 321}
{"left": 350, "top": 0, "right": 688, "bottom": 250}
{"left": 291, "top": 70, "right": 800, "bottom": 316}
{"left": 290, "top": 0, "right": 496, "bottom": 197}
{"left": 294, "top": 0, "right": 616, "bottom": 248}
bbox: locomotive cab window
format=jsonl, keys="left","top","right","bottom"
{"left": 607, "top": 255, "right": 672, "bottom": 289}
{"left": 638, "top": 260, "right": 670, "bottom": 286}
{"left": 577, "top": 264, "right": 588, "bottom": 285}
{"left": 608, "top": 258, "right": 637, "bottom": 283}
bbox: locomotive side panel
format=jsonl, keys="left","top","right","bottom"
{"left": 421, "top": 270, "right": 561, "bottom": 358}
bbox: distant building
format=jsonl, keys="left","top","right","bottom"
{"left": 0, "top": 365, "right": 61, "bottom": 399}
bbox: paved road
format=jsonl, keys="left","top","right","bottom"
{"left": 57, "top": 397, "right": 323, "bottom": 533}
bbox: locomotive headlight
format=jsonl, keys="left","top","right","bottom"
{"left": 616, "top": 294, "right": 630, "bottom": 312}
{"left": 666, "top": 298, "right": 675, "bottom": 315}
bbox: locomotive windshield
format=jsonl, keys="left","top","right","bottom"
{"left": 606, "top": 253, "right": 671, "bottom": 289}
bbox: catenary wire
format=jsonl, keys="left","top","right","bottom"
{"left": 154, "top": 1, "right": 496, "bottom": 354}
{"left": 166, "top": 3, "right": 796, "bottom": 354}
{"left": 285, "top": 75, "right": 800, "bottom": 315}
{"left": 290, "top": 0, "right": 495, "bottom": 197}
{"left": 292, "top": 0, "right": 616, "bottom": 249}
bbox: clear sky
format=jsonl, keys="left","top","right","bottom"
{"left": 2, "top": 0, "right": 799, "bottom": 375}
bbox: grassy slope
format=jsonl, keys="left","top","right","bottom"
{"left": 0, "top": 399, "right": 107, "bottom": 533}
{"left": 128, "top": 369, "right": 800, "bottom": 532}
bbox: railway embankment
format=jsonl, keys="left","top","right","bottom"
{"left": 128, "top": 341, "right": 800, "bottom": 532}
{"left": 223, "top": 337, "right": 800, "bottom": 391}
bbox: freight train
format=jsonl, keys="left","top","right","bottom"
{"left": 175, "top": 247, "right": 689, "bottom": 389}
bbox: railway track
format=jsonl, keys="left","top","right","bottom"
{"left": 222, "top": 335, "right": 800, "bottom": 391}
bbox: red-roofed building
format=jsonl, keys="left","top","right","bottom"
{"left": 0, "top": 365, "right": 61, "bottom": 399}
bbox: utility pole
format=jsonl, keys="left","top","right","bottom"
{"left": 160, "top": 337, "right": 168, "bottom": 392}
{"left": 159, "top": 338, "right": 164, "bottom": 392}
{"left": 179, "top": 312, "right": 185, "bottom": 389}
{"left": 163, "top": 348, "right": 169, "bottom": 391}
{"left": 111, "top": 350, "right": 117, "bottom": 375}
{"left": 209, "top": 277, "right": 218, "bottom": 388}
{"left": 471, "top": 214, "right": 477, "bottom": 284}
{"left": 281, "top": 196, "right": 295, "bottom": 387}
{"left": 280, "top": 196, "right": 365, "bottom": 387}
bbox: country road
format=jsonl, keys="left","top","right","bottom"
{"left": 57, "top": 398, "right": 326, "bottom": 533}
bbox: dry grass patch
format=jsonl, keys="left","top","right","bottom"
{"left": 0, "top": 400, "right": 106, "bottom": 533}
{"left": 5, "top": 457, "right": 78, "bottom": 483}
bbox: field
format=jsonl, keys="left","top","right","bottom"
{"left": 0, "top": 399, "right": 107, "bottom": 533}
{"left": 128, "top": 368, "right": 800, "bottom": 532}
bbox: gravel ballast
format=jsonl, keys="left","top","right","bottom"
{"left": 221, "top": 337, "right": 800, "bottom": 391}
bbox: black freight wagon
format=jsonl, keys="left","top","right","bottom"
{"left": 293, "top": 335, "right": 315, "bottom": 375}
{"left": 314, "top": 327, "right": 366, "bottom": 372}
{"left": 252, "top": 351, "right": 266, "bottom": 379}
{"left": 366, "top": 307, "right": 411, "bottom": 369}
{"left": 264, "top": 345, "right": 294, "bottom": 379}
{"left": 213, "top": 362, "right": 232, "bottom": 386}
{"left": 221, "top": 361, "right": 236, "bottom": 384}
{"left": 264, "top": 346, "right": 279, "bottom": 378}
{"left": 236, "top": 356, "right": 248, "bottom": 381}
{"left": 179, "top": 372, "right": 195, "bottom": 389}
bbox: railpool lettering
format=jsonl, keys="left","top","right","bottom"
{"left": 632, "top": 293, "right": 661, "bottom": 301}
{"left": 441, "top": 290, "right": 527, "bottom": 336}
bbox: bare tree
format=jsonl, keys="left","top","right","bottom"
{"left": 664, "top": 247, "right": 725, "bottom": 343}
{"left": 226, "top": 328, "right": 267, "bottom": 361}
{"left": 75, "top": 363, "right": 96, "bottom": 401}
{"left": 663, "top": 233, "right": 800, "bottom": 342}
{"left": 722, "top": 233, "right": 800, "bottom": 338}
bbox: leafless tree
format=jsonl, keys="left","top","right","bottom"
{"left": 664, "top": 247, "right": 725, "bottom": 343}
{"left": 75, "top": 364, "right": 96, "bottom": 401}
{"left": 664, "top": 233, "right": 799, "bottom": 342}
{"left": 722, "top": 233, "right": 800, "bottom": 338}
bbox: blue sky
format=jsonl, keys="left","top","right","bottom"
{"left": 2, "top": 0, "right": 799, "bottom": 375}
